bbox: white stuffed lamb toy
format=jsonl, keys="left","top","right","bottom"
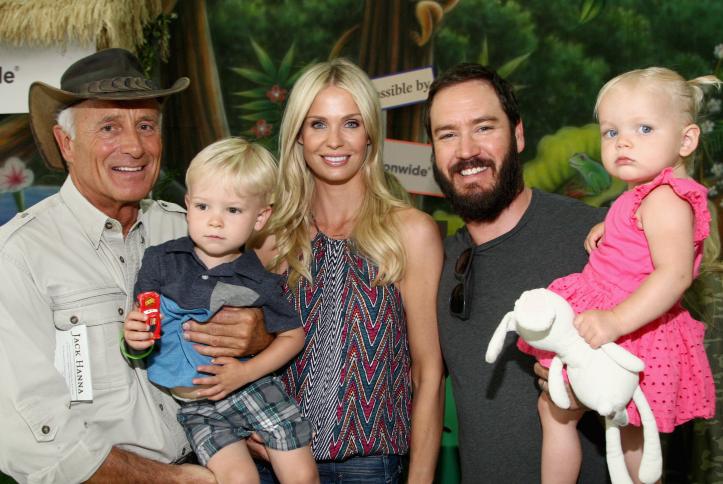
{"left": 485, "top": 288, "right": 662, "bottom": 484}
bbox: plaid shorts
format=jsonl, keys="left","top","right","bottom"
{"left": 177, "top": 375, "right": 312, "bottom": 465}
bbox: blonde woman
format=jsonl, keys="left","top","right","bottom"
{"left": 255, "top": 58, "right": 445, "bottom": 483}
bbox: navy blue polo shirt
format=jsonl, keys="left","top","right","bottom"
{"left": 134, "top": 236, "right": 299, "bottom": 334}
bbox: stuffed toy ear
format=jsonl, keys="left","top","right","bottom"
{"left": 485, "top": 312, "right": 517, "bottom": 363}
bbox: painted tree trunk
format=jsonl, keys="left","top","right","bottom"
{"left": 358, "top": 0, "right": 444, "bottom": 143}
{"left": 161, "top": 0, "right": 229, "bottom": 177}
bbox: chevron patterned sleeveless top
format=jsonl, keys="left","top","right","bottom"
{"left": 281, "top": 231, "right": 412, "bottom": 460}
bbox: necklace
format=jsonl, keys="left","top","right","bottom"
{"left": 311, "top": 213, "right": 357, "bottom": 239}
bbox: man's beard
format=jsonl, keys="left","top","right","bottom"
{"left": 432, "top": 140, "right": 524, "bottom": 222}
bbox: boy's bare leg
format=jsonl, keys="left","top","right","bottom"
{"left": 267, "top": 446, "right": 319, "bottom": 484}
{"left": 207, "top": 440, "right": 260, "bottom": 484}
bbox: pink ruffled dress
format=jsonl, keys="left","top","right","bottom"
{"left": 518, "top": 168, "right": 716, "bottom": 432}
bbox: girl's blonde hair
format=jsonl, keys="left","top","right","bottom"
{"left": 185, "top": 137, "right": 277, "bottom": 205}
{"left": 266, "top": 58, "right": 409, "bottom": 286}
{"left": 594, "top": 67, "right": 721, "bottom": 166}
{"left": 595, "top": 67, "right": 721, "bottom": 127}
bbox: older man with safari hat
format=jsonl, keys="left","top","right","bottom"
{"left": 0, "top": 48, "right": 270, "bottom": 483}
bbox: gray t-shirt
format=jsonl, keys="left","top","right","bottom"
{"left": 438, "top": 189, "right": 608, "bottom": 483}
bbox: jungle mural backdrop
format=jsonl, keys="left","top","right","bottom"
{"left": 0, "top": 0, "right": 722, "bottom": 482}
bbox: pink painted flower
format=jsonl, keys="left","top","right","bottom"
{"left": 266, "top": 85, "right": 288, "bottom": 103}
{"left": 251, "top": 119, "right": 273, "bottom": 138}
{"left": 0, "top": 157, "right": 34, "bottom": 193}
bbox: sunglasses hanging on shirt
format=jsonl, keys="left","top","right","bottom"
{"left": 449, "top": 247, "right": 473, "bottom": 320}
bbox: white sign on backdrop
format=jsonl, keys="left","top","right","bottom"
{"left": 382, "top": 138, "right": 442, "bottom": 197}
{"left": 0, "top": 44, "right": 95, "bottom": 114}
{"left": 371, "top": 67, "right": 434, "bottom": 110}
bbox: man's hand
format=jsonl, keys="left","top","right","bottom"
{"left": 584, "top": 222, "right": 605, "bottom": 254}
{"left": 183, "top": 307, "right": 273, "bottom": 357}
{"left": 533, "top": 362, "right": 587, "bottom": 411}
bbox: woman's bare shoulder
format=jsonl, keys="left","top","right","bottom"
{"left": 394, "top": 207, "right": 442, "bottom": 247}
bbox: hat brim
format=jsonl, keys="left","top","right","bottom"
{"left": 29, "top": 77, "right": 190, "bottom": 171}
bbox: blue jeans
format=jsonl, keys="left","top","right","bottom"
{"left": 257, "top": 454, "right": 404, "bottom": 483}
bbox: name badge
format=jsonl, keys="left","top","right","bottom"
{"left": 54, "top": 324, "right": 93, "bottom": 402}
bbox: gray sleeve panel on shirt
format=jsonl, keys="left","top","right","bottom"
{"left": 208, "top": 282, "right": 261, "bottom": 314}
{"left": 205, "top": 275, "right": 301, "bottom": 334}
{"left": 258, "top": 279, "right": 302, "bottom": 334}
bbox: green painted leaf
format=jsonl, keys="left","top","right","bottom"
{"left": 251, "top": 38, "right": 278, "bottom": 79}
{"left": 239, "top": 110, "right": 281, "bottom": 122}
{"left": 478, "top": 36, "right": 489, "bottom": 66}
{"left": 497, "top": 52, "right": 532, "bottom": 78}
{"left": 239, "top": 99, "right": 278, "bottom": 111}
{"left": 278, "top": 43, "right": 296, "bottom": 83}
{"left": 233, "top": 87, "right": 269, "bottom": 98}
{"left": 579, "top": 0, "right": 605, "bottom": 24}
{"left": 230, "top": 67, "right": 274, "bottom": 85}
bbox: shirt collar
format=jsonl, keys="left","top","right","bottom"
{"left": 59, "top": 178, "right": 113, "bottom": 249}
{"left": 164, "top": 235, "right": 197, "bottom": 254}
{"left": 164, "top": 236, "right": 271, "bottom": 283}
{"left": 59, "top": 177, "right": 148, "bottom": 249}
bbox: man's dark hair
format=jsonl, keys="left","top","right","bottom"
{"left": 423, "top": 63, "right": 521, "bottom": 139}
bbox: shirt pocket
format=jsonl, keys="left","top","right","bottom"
{"left": 14, "top": 395, "right": 63, "bottom": 442}
{"left": 52, "top": 286, "right": 131, "bottom": 390}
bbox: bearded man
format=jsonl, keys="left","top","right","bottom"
{"left": 425, "top": 63, "right": 608, "bottom": 483}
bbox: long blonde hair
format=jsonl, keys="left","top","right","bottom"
{"left": 267, "top": 58, "right": 409, "bottom": 286}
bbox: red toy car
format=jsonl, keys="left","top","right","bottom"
{"left": 137, "top": 291, "right": 162, "bottom": 340}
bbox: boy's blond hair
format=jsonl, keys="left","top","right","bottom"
{"left": 185, "top": 137, "right": 277, "bottom": 205}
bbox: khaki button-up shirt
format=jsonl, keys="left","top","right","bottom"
{"left": 0, "top": 178, "right": 189, "bottom": 483}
